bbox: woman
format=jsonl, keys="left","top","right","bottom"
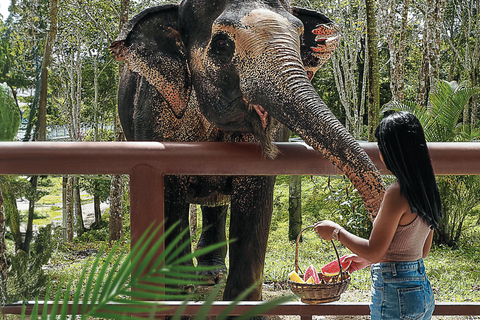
{"left": 315, "top": 111, "right": 442, "bottom": 319}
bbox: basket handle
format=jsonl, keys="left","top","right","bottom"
{"left": 294, "top": 225, "right": 344, "bottom": 276}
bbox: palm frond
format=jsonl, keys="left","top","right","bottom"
{"left": 22, "top": 221, "right": 289, "bottom": 319}
{"left": 382, "top": 80, "right": 480, "bottom": 142}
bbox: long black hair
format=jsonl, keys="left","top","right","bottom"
{"left": 375, "top": 111, "right": 442, "bottom": 229}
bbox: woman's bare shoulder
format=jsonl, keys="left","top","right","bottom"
{"left": 384, "top": 182, "right": 409, "bottom": 211}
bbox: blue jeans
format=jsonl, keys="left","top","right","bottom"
{"left": 370, "top": 259, "right": 434, "bottom": 320}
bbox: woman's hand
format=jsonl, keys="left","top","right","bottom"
{"left": 343, "top": 254, "right": 371, "bottom": 272}
{"left": 314, "top": 220, "right": 341, "bottom": 241}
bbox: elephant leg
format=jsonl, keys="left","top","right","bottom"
{"left": 223, "top": 176, "right": 276, "bottom": 301}
{"left": 195, "top": 205, "right": 228, "bottom": 285}
{"left": 164, "top": 175, "right": 194, "bottom": 291}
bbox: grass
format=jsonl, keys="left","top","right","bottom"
{"left": 17, "top": 176, "right": 95, "bottom": 226}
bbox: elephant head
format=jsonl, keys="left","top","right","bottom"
{"left": 110, "top": 0, "right": 385, "bottom": 216}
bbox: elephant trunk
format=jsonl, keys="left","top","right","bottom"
{"left": 238, "top": 22, "right": 385, "bottom": 215}
{"left": 285, "top": 87, "right": 385, "bottom": 216}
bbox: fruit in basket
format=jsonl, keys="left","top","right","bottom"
{"left": 288, "top": 271, "right": 305, "bottom": 283}
{"left": 305, "top": 276, "right": 316, "bottom": 284}
{"left": 304, "top": 265, "right": 320, "bottom": 284}
{"left": 321, "top": 255, "right": 352, "bottom": 276}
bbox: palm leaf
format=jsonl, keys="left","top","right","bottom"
{"left": 22, "top": 222, "right": 288, "bottom": 319}
{"left": 382, "top": 80, "right": 480, "bottom": 142}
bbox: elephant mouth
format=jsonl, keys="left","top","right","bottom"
{"left": 243, "top": 98, "right": 279, "bottom": 159}
{"left": 252, "top": 104, "right": 269, "bottom": 130}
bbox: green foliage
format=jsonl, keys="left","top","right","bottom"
{"left": 0, "top": 176, "right": 24, "bottom": 248}
{"left": 272, "top": 176, "right": 371, "bottom": 239}
{"left": 74, "top": 227, "right": 109, "bottom": 242}
{"left": 19, "top": 223, "right": 292, "bottom": 319}
{"left": 78, "top": 175, "right": 111, "bottom": 203}
{"left": 0, "top": 83, "right": 20, "bottom": 141}
{"left": 7, "top": 225, "right": 55, "bottom": 302}
{"left": 384, "top": 80, "right": 480, "bottom": 142}
{"left": 436, "top": 175, "right": 480, "bottom": 247}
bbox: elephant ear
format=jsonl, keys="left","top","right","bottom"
{"left": 292, "top": 7, "right": 342, "bottom": 80}
{"left": 109, "top": 5, "right": 191, "bottom": 118}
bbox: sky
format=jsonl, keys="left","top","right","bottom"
{"left": 0, "top": 0, "right": 10, "bottom": 20}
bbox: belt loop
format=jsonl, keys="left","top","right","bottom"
{"left": 391, "top": 262, "right": 397, "bottom": 276}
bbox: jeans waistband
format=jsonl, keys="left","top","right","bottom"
{"left": 371, "top": 259, "right": 424, "bottom": 275}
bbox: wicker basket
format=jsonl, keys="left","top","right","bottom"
{"left": 288, "top": 225, "right": 350, "bottom": 304}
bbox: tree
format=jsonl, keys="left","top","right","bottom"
{"left": 79, "top": 175, "right": 112, "bottom": 229}
{"left": 378, "top": 0, "right": 410, "bottom": 101}
{"left": 288, "top": 175, "right": 302, "bottom": 241}
{"left": 109, "top": 0, "right": 130, "bottom": 242}
{"left": 38, "top": 0, "right": 59, "bottom": 141}
{"left": 0, "top": 189, "right": 6, "bottom": 306}
{"left": 415, "top": 0, "right": 446, "bottom": 107}
{"left": 0, "top": 176, "right": 24, "bottom": 251}
{"left": 365, "top": 0, "right": 381, "bottom": 141}
{"left": 0, "top": 83, "right": 20, "bottom": 141}
{"left": 328, "top": 0, "right": 368, "bottom": 139}
{"left": 444, "top": 0, "right": 480, "bottom": 127}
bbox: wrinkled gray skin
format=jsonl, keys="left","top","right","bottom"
{"left": 110, "top": 0, "right": 385, "bottom": 301}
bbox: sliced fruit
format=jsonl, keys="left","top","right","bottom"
{"left": 321, "top": 255, "right": 352, "bottom": 276}
{"left": 305, "top": 276, "right": 316, "bottom": 284}
{"left": 288, "top": 271, "right": 305, "bottom": 283}
{"left": 304, "top": 265, "right": 320, "bottom": 284}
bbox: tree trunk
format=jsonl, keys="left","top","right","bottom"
{"left": 23, "top": 0, "right": 56, "bottom": 249}
{"left": 189, "top": 204, "right": 197, "bottom": 239}
{"left": 21, "top": 175, "right": 38, "bottom": 253}
{"left": 0, "top": 189, "right": 8, "bottom": 306}
{"left": 93, "top": 193, "right": 101, "bottom": 228}
{"left": 62, "top": 176, "right": 67, "bottom": 239}
{"left": 74, "top": 177, "right": 85, "bottom": 235}
{"left": 366, "top": 0, "right": 380, "bottom": 141}
{"left": 288, "top": 175, "right": 302, "bottom": 241}
{"left": 416, "top": 0, "right": 446, "bottom": 107}
{"left": 109, "top": 0, "right": 130, "bottom": 242}
{"left": 382, "top": 0, "right": 409, "bottom": 101}
{"left": 109, "top": 174, "right": 124, "bottom": 241}
{"left": 2, "top": 183, "right": 21, "bottom": 251}
{"left": 330, "top": 2, "right": 366, "bottom": 139}
{"left": 66, "top": 176, "right": 74, "bottom": 241}
{"left": 38, "top": 0, "right": 59, "bottom": 141}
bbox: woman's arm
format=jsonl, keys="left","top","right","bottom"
{"left": 315, "top": 183, "right": 409, "bottom": 263}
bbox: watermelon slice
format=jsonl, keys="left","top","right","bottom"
{"left": 321, "top": 255, "right": 352, "bottom": 276}
{"left": 304, "top": 265, "right": 320, "bottom": 284}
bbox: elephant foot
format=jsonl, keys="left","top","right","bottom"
{"left": 197, "top": 264, "right": 227, "bottom": 285}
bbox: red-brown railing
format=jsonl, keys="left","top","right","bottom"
{"left": 1, "top": 141, "right": 480, "bottom": 318}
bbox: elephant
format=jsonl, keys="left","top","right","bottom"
{"left": 109, "top": 0, "right": 386, "bottom": 302}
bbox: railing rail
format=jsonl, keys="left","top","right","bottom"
{"left": 1, "top": 141, "right": 480, "bottom": 176}
{"left": 3, "top": 301, "right": 480, "bottom": 317}
{"left": 1, "top": 141, "right": 480, "bottom": 318}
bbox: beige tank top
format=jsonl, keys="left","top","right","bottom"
{"left": 383, "top": 215, "right": 431, "bottom": 261}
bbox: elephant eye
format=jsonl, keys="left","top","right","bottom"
{"left": 211, "top": 33, "right": 235, "bottom": 62}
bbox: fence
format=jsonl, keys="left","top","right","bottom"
{"left": 1, "top": 141, "right": 480, "bottom": 318}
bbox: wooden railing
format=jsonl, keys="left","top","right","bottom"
{"left": 1, "top": 141, "right": 480, "bottom": 318}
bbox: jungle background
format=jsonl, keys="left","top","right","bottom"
{"left": 0, "top": 0, "right": 479, "bottom": 318}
